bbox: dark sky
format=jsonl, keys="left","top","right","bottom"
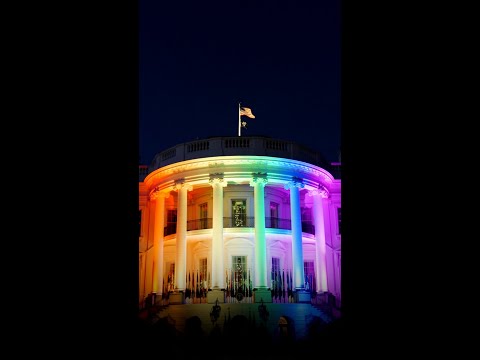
{"left": 140, "top": 1, "right": 341, "bottom": 165}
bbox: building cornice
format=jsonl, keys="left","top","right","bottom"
{"left": 144, "top": 155, "right": 334, "bottom": 194}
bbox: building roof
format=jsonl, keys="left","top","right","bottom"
{"left": 142, "top": 136, "right": 340, "bottom": 181}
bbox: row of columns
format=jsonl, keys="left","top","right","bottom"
{"left": 148, "top": 173, "right": 329, "bottom": 298}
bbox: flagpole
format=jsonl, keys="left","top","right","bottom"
{"left": 238, "top": 102, "right": 241, "bottom": 137}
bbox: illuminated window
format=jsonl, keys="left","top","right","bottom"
{"left": 233, "top": 256, "right": 247, "bottom": 290}
{"left": 199, "top": 203, "right": 208, "bottom": 229}
{"left": 233, "top": 256, "right": 246, "bottom": 271}
{"left": 232, "top": 200, "right": 246, "bottom": 227}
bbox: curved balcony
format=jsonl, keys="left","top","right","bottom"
{"left": 163, "top": 217, "right": 315, "bottom": 236}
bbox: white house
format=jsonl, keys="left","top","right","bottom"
{"left": 139, "top": 136, "right": 341, "bottom": 311}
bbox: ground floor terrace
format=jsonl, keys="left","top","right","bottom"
{"left": 138, "top": 292, "right": 342, "bottom": 347}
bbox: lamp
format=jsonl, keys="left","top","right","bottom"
{"left": 210, "top": 298, "right": 221, "bottom": 324}
{"left": 258, "top": 298, "right": 269, "bottom": 322}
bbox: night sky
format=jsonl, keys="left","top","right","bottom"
{"left": 140, "top": 1, "right": 341, "bottom": 165}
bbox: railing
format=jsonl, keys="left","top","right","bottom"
{"left": 265, "top": 139, "right": 289, "bottom": 151}
{"left": 187, "top": 218, "right": 212, "bottom": 231}
{"left": 265, "top": 217, "right": 291, "bottom": 230}
{"left": 163, "top": 218, "right": 315, "bottom": 235}
{"left": 164, "top": 222, "right": 177, "bottom": 236}
{"left": 161, "top": 148, "right": 176, "bottom": 161}
{"left": 269, "top": 269, "right": 316, "bottom": 303}
{"left": 151, "top": 268, "right": 337, "bottom": 312}
{"left": 182, "top": 270, "right": 210, "bottom": 304}
{"left": 224, "top": 138, "right": 250, "bottom": 148}
{"left": 225, "top": 267, "right": 254, "bottom": 303}
{"left": 223, "top": 216, "right": 255, "bottom": 228}
{"left": 301, "top": 221, "right": 315, "bottom": 235}
{"left": 265, "top": 217, "right": 315, "bottom": 235}
{"left": 140, "top": 291, "right": 339, "bottom": 324}
{"left": 187, "top": 141, "right": 209, "bottom": 152}
{"left": 149, "top": 136, "right": 334, "bottom": 173}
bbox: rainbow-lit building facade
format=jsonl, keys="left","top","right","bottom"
{"left": 139, "top": 136, "right": 341, "bottom": 334}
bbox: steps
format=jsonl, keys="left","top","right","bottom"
{"left": 150, "top": 303, "right": 335, "bottom": 340}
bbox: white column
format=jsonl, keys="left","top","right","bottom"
{"left": 250, "top": 173, "right": 268, "bottom": 290}
{"left": 323, "top": 198, "right": 336, "bottom": 294}
{"left": 209, "top": 174, "right": 227, "bottom": 290}
{"left": 308, "top": 186, "right": 329, "bottom": 293}
{"left": 285, "top": 178, "right": 305, "bottom": 290}
{"left": 174, "top": 179, "right": 192, "bottom": 291}
{"left": 150, "top": 189, "right": 168, "bottom": 296}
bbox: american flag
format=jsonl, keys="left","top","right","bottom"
{"left": 240, "top": 106, "right": 255, "bottom": 118}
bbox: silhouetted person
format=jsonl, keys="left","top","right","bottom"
{"left": 178, "top": 315, "right": 205, "bottom": 358}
